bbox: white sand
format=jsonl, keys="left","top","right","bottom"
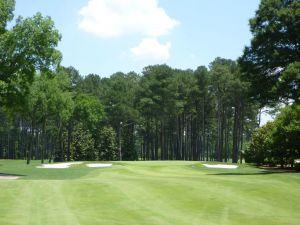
{"left": 203, "top": 164, "right": 238, "bottom": 169}
{"left": 37, "top": 162, "right": 83, "bottom": 169}
{"left": 86, "top": 163, "right": 112, "bottom": 168}
{"left": 0, "top": 175, "right": 19, "bottom": 180}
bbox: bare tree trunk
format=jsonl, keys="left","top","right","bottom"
{"left": 27, "top": 119, "right": 35, "bottom": 165}
{"left": 217, "top": 97, "right": 224, "bottom": 162}
{"left": 67, "top": 120, "right": 72, "bottom": 161}
{"left": 233, "top": 101, "right": 243, "bottom": 163}
{"left": 240, "top": 106, "right": 244, "bottom": 164}
{"left": 41, "top": 119, "right": 46, "bottom": 164}
{"left": 155, "top": 121, "right": 158, "bottom": 160}
{"left": 224, "top": 114, "right": 229, "bottom": 163}
{"left": 160, "top": 121, "right": 164, "bottom": 160}
{"left": 257, "top": 108, "right": 262, "bottom": 127}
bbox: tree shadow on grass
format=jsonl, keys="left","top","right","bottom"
{"left": 0, "top": 173, "right": 26, "bottom": 177}
{"left": 208, "top": 169, "right": 299, "bottom": 176}
{"left": 208, "top": 172, "right": 274, "bottom": 176}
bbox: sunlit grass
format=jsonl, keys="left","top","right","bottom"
{"left": 0, "top": 160, "right": 299, "bottom": 225}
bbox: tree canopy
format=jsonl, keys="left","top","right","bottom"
{"left": 246, "top": 104, "right": 300, "bottom": 167}
{"left": 0, "top": 0, "right": 61, "bottom": 108}
{"left": 239, "top": 0, "right": 300, "bottom": 104}
{"left": 0, "top": 0, "right": 298, "bottom": 167}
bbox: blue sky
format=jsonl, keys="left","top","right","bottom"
{"left": 14, "top": 0, "right": 260, "bottom": 77}
{"left": 15, "top": 0, "right": 274, "bottom": 125}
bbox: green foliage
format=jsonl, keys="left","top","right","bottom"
{"left": 73, "top": 93, "right": 104, "bottom": 132}
{"left": 0, "top": 3, "right": 61, "bottom": 108}
{"left": 93, "top": 72, "right": 139, "bottom": 160}
{"left": 121, "top": 123, "right": 138, "bottom": 160}
{"left": 138, "top": 64, "right": 176, "bottom": 118}
{"left": 277, "top": 61, "right": 300, "bottom": 102}
{"left": 245, "top": 122, "right": 274, "bottom": 165}
{"left": 247, "top": 103, "right": 300, "bottom": 167}
{"left": 96, "top": 126, "right": 118, "bottom": 161}
{"left": 79, "top": 74, "right": 103, "bottom": 97}
{"left": 239, "top": 0, "right": 300, "bottom": 104}
{"left": 0, "top": 60, "right": 257, "bottom": 163}
{"left": 103, "top": 72, "right": 139, "bottom": 127}
{"left": 71, "top": 123, "right": 95, "bottom": 161}
{"left": 0, "top": 1, "right": 263, "bottom": 164}
{"left": 62, "top": 66, "right": 82, "bottom": 89}
{"left": 0, "top": 0, "right": 15, "bottom": 33}
{"left": 271, "top": 103, "right": 300, "bottom": 166}
{"left": 0, "top": 0, "right": 258, "bottom": 164}
{"left": 27, "top": 74, "right": 73, "bottom": 121}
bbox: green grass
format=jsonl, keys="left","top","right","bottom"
{"left": 0, "top": 160, "right": 300, "bottom": 225}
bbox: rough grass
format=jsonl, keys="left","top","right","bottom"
{"left": 0, "top": 160, "right": 299, "bottom": 225}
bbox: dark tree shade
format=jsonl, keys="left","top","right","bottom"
{"left": 239, "top": 0, "right": 300, "bottom": 104}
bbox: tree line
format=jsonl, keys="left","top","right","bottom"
{"left": 0, "top": 61, "right": 258, "bottom": 163}
{"left": 1, "top": 0, "right": 299, "bottom": 165}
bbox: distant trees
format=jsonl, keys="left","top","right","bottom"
{"left": 71, "top": 123, "right": 95, "bottom": 161}
{"left": 131, "top": 62, "right": 256, "bottom": 162}
{"left": 96, "top": 126, "right": 118, "bottom": 161}
{"left": 0, "top": 69, "right": 107, "bottom": 162}
{"left": 4, "top": 0, "right": 299, "bottom": 165}
{"left": 98, "top": 72, "right": 139, "bottom": 160}
{"left": 0, "top": 59, "right": 258, "bottom": 163}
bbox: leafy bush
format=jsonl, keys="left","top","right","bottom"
{"left": 246, "top": 122, "right": 274, "bottom": 165}
{"left": 71, "top": 123, "right": 95, "bottom": 160}
{"left": 247, "top": 104, "right": 300, "bottom": 167}
{"left": 95, "top": 126, "right": 118, "bottom": 161}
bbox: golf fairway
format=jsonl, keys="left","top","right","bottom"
{"left": 0, "top": 160, "right": 299, "bottom": 225}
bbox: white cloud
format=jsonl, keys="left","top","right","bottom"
{"left": 130, "top": 38, "right": 171, "bottom": 60}
{"left": 78, "top": 0, "right": 179, "bottom": 38}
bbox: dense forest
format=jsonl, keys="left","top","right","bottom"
{"left": 0, "top": 0, "right": 299, "bottom": 166}
{"left": 0, "top": 60, "right": 256, "bottom": 163}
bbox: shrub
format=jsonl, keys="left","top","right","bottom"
{"left": 95, "top": 126, "right": 118, "bottom": 161}
{"left": 71, "top": 123, "right": 95, "bottom": 160}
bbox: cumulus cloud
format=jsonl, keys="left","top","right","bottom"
{"left": 78, "top": 0, "right": 179, "bottom": 38}
{"left": 130, "top": 38, "right": 171, "bottom": 60}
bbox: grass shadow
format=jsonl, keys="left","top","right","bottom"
{"left": 0, "top": 173, "right": 26, "bottom": 177}
{"left": 208, "top": 170, "right": 299, "bottom": 176}
{"left": 208, "top": 171, "right": 275, "bottom": 176}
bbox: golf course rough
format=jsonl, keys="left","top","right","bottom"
{"left": 0, "top": 160, "right": 300, "bottom": 225}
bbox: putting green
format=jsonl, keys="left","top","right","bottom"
{"left": 0, "top": 160, "right": 299, "bottom": 225}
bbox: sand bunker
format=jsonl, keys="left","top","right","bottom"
{"left": 37, "top": 162, "right": 83, "bottom": 169}
{"left": 86, "top": 163, "right": 112, "bottom": 168}
{"left": 37, "top": 162, "right": 112, "bottom": 169}
{"left": 203, "top": 164, "right": 238, "bottom": 169}
{"left": 0, "top": 175, "right": 19, "bottom": 180}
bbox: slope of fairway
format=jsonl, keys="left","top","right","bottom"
{"left": 0, "top": 160, "right": 300, "bottom": 225}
